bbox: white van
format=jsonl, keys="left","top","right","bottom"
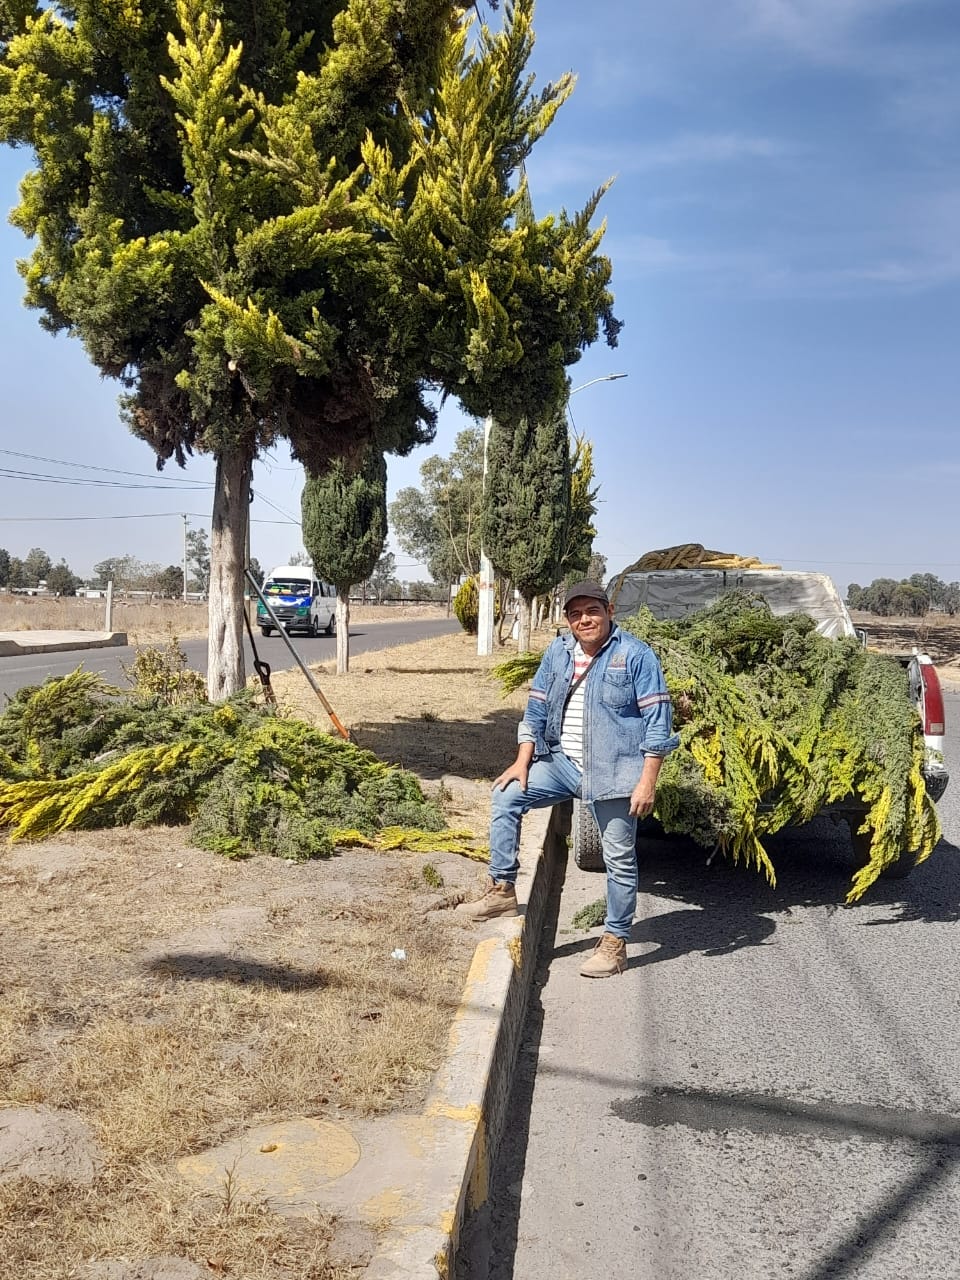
{"left": 256, "top": 565, "right": 337, "bottom": 637}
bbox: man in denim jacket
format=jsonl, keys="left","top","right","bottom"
{"left": 459, "top": 580, "right": 678, "bottom": 977}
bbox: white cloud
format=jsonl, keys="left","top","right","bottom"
{"left": 527, "top": 131, "right": 791, "bottom": 194}
{"left": 736, "top": 0, "right": 925, "bottom": 60}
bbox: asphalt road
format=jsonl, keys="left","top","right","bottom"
{"left": 459, "top": 691, "right": 960, "bottom": 1280}
{"left": 0, "top": 617, "right": 461, "bottom": 702}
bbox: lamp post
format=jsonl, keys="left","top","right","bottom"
{"left": 476, "top": 372, "right": 628, "bottom": 656}
{"left": 568, "top": 372, "right": 628, "bottom": 397}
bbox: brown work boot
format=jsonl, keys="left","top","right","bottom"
{"left": 456, "top": 876, "right": 519, "bottom": 921}
{"left": 580, "top": 932, "right": 627, "bottom": 978}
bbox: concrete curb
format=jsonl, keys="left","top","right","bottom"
{"left": 366, "top": 800, "right": 571, "bottom": 1280}
{"left": 0, "top": 632, "right": 128, "bottom": 656}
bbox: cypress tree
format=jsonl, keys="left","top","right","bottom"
{"left": 0, "top": 0, "right": 453, "bottom": 699}
{"left": 483, "top": 408, "right": 570, "bottom": 651}
{"left": 302, "top": 448, "right": 387, "bottom": 675}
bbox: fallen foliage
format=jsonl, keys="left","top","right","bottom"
{"left": 0, "top": 671, "right": 481, "bottom": 860}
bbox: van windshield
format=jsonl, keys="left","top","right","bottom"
{"left": 264, "top": 579, "right": 311, "bottom": 596}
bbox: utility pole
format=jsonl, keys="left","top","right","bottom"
{"left": 182, "top": 514, "right": 189, "bottom": 602}
{"left": 246, "top": 481, "right": 253, "bottom": 626}
{"left": 477, "top": 416, "right": 495, "bottom": 656}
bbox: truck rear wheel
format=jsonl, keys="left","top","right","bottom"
{"left": 572, "top": 799, "right": 605, "bottom": 871}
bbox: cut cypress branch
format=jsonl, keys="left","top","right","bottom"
{"left": 0, "top": 675, "right": 481, "bottom": 862}
{"left": 492, "top": 594, "right": 941, "bottom": 901}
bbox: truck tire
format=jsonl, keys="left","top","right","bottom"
{"left": 325, "top": 612, "right": 336, "bottom": 636}
{"left": 260, "top": 625, "right": 272, "bottom": 637}
{"left": 572, "top": 799, "right": 605, "bottom": 871}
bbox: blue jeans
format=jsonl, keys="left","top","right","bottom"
{"left": 489, "top": 749, "right": 638, "bottom": 939}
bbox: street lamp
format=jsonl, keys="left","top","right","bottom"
{"left": 568, "top": 372, "right": 628, "bottom": 397}
{"left": 477, "top": 372, "right": 629, "bottom": 656}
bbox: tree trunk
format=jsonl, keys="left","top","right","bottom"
{"left": 517, "top": 594, "right": 533, "bottom": 652}
{"left": 207, "top": 448, "right": 252, "bottom": 701}
{"left": 336, "top": 591, "right": 351, "bottom": 675}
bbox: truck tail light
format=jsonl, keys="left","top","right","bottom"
{"left": 917, "top": 660, "right": 945, "bottom": 738}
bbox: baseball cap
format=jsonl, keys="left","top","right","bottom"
{"left": 563, "top": 580, "right": 609, "bottom": 612}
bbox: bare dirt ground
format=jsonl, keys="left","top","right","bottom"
{"left": 0, "top": 628, "right": 532, "bottom": 1279}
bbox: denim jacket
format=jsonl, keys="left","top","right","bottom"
{"left": 518, "top": 624, "right": 679, "bottom": 802}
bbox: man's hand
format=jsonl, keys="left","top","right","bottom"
{"left": 493, "top": 744, "right": 535, "bottom": 793}
{"left": 629, "top": 755, "right": 663, "bottom": 818}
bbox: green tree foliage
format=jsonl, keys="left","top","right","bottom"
{"left": 364, "top": 551, "right": 399, "bottom": 604}
{"left": 847, "top": 574, "right": 960, "bottom": 616}
{"left": 559, "top": 435, "right": 599, "bottom": 583}
{"left": 586, "top": 551, "right": 608, "bottom": 585}
{"left": 156, "top": 565, "right": 186, "bottom": 598}
{"left": 453, "top": 575, "right": 479, "bottom": 635}
{"left": 302, "top": 446, "right": 387, "bottom": 672}
{"left": 407, "top": 580, "right": 447, "bottom": 602}
{"left": 247, "top": 556, "right": 264, "bottom": 586}
{"left": 302, "top": 449, "right": 387, "bottom": 594}
{"left": 0, "top": 0, "right": 456, "bottom": 700}
{"left": 185, "top": 528, "right": 210, "bottom": 595}
{"left": 0, "top": 672, "right": 481, "bottom": 860}
{"left": 45, "top": 560, "right": 79, "bottom": 595}
{"left": 364, "top": 0, "right": 621, "bottom": 423}
{"left": 22, "top": 547, "right": 52, "bottom": 587}
{"left": 0, "top": 547, "right": 10, "bottom": 587}
{"left": 5, "top": 557, "right": 26, "bottom": 589}
{"left": 483, "top": 410, "right": 570, "bottom": 650}
{"left": 390, "top": 426, "right": 484, "bottom": 585}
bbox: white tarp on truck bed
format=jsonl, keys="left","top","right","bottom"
{"left": 608, "top": 569, "right": 857, "bottom": 640}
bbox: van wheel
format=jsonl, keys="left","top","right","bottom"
{"left": 310, "top": 616, "right": 321, "bottom": 638}
{"left": 326, "top": 613, "right": 336, "bottom": 636}
{"left": 572, "top": 799, "right": 605, "bottom": 871}
{"left": 260, "top": 626, "right": 272, "bottom": 637}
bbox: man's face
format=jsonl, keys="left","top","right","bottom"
{"left": 565, "top": 596, "right": 614, "bottom": 648}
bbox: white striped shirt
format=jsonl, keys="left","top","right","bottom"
{"left": 559, "top": 643, "right": 594, "bottom": 768}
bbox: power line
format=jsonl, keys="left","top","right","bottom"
{"left": 0, "top": 512, "right": 298, "bottom": 524}
{"left": 0, "top": 447, "right": 212, "bottom": 485}
{"left": 254, "top": 491, "right": 301, "bottom": 524}
{"left": 0, "top": 467, "right": 210, "bottom": 490}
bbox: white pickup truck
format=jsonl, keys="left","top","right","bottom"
{"left": 572, "top": 568, "right": 949, "bottom": 879}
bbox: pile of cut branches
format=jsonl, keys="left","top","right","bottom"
{"left": 494, "top": 595, "right": 941, "bottom": 901}
{"left": 0, "top": 669, "right": 480, "bottom": 861}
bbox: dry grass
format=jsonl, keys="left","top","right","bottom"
{"left": 0, "top": 1175, "right": 354, "bottom": 1280}
{"left": 0, "top": 824, "right": 486, "bottom": 1277}
{"left": 0, "top": 592, "right": 210, "bottom": 641}
{"left": 0, "top": 592, "right": 447, "bottom": 643}
{"left": 269, "top": 629, "right": 533, "bottom": 781}
{"left": 0, "top": 624, "right": 540, "bottom": 1275}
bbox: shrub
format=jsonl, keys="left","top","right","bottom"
{"left": 453, "top": 575, "right": 479, "bottom": 634}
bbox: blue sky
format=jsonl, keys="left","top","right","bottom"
{"left": 1, "top": 0, "right": 959, "bottom": 592}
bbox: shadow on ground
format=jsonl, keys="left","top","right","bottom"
{"left": 351, "top": 709, "right": 519, "bottom": 779}
{"left": 556, "top": 823, "right": 960, "bottom": 972}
